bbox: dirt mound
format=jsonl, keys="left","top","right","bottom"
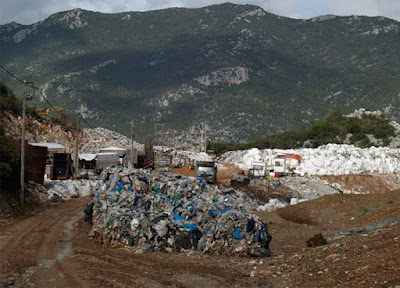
{"left": 276, "top": 188, "right": 400, "bottom": 228}
{"left": 217, "top": 163, "right": 243, "bottom": 180}
{"left": 171, "top": 166, "right": 196, "bottom": 177}
{"left": 318, "top": 174, "right": 394, "bottom": 194}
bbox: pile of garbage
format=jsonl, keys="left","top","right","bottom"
{"left": 171, "top": 151, "right": 212, "bottom": 166}
{"left": 46, "top": 179, "right": 97, "bottom": 201}
{"left": 80, "top": 127, "right": 142, "bottom": 153}
{"left": 88, "top": 168, "right": 272, "bottom": 256}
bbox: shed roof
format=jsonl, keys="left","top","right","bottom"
{"left": 100, "top": 146, "right": 127, "bottom": 151}
{"left": 79, "top": 153, "right": 97, "bottom": 161}
{"left": 30, "top": 142, "right": 66, "bottom": 152}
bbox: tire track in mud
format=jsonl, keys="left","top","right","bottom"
{"left": 0, "top": 198, "right": 88, "bottom": 287}
{"left": 0, "top": 212, "right": 50, "bottom": 267}
{"left": 36, "top": 204, "right": 84, "bottom": 287}
{"left": 70, "top": 239, "right": 247, "bottom": 288}
{"left": 2, "top": 197, "right": 267, "bottom": 287}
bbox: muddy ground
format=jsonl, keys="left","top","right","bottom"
{"left": 1, "top": 165, "right": 399, "bottom": 287}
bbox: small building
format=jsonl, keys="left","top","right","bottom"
{"left": 29, "top": 142, "right": 66, "bottom": 179}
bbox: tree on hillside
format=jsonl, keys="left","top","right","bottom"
{"left": 0, "top": 81, "right": 22, "bottom": 114}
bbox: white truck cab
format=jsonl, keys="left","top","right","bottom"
{"left": 248, "top": 161, "right": 266, "bottom": 178}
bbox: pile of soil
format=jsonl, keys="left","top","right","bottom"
{"left": 319, "top": 174, "right": 395, "bottom": 194}
{"left": 171, "top": 166, "right": 196, "bottom": 177}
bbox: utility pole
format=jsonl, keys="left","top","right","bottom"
{"left": 20, "top": 80, "right": 34, "bottom": 209}
{"left": 155, "top": 124, "right": 165, "bottom": 152}
{"left": 200, "top": 123, "right": 204, "bottom": 152}
{"left": 20, "top": 81, "right": 27, "bottom": 209}
{"left": 173, "top": 129, "right": 176, "bottom": 150}
{"left": 154, "top": 124, "right": 158, "bottom": 147}
{"left": 161, "top": 124, "right": 164, "bottom": 153}
{"left": 74, "top": 113, "right": 80, "bottom": 179}
{"left": 130, "top": 121, "right": 134, "bottom": 167}
{"left": 204, "top": 122, "right": 207, "bottom": 152}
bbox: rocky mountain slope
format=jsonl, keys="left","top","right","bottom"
{"left": 1, "top": 4, "right": 399, "bottom": 144}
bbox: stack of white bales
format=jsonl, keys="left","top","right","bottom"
{"left": 219, "top": 144, "right": 400, "bottom": 176}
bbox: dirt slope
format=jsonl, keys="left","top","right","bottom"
{"left": 319, "top": 174, "right": 398, "bottom": 194}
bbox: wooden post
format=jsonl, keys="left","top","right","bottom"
{"left": 130, "top": 121, "right": 134, "bottom": 167}
{"left": 20, "top": 81, "right": 27, "bottom": 209}
{"left": 173, "top": 129, "right": 176, "bottom": 150}
{"left": 161, "top": 124, "right": 164, "bottom": 152}
{"left": 74, "top": 113, "right": 80, "bottom": 179}
{"left": 204, "top": 122, "right": 207, "bottom": 152}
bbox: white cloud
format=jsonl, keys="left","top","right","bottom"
{"left": 0, "top": 0, "right": 399, "bottom": 25}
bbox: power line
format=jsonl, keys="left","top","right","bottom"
{"left": 80, "top": 116, "right": 95, "bottom": 130}
{"left": 0, "top": 64, "right": 26, "bottom": 85}
{"left": 1, "top": 64, "right": 101, "bottom": 135}
{"left": 1, "top": 64, "right": 213, "bottom": 143}
{"left": 1, "top": 64, "right": 54, "bottom": 108}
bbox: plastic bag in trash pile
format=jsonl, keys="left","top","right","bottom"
{"left": 89, "top": 167, "right": 272, "bottom": 257}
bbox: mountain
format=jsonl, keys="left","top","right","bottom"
{"left": 1, "top": 3, "right": 399, "bottom": 146}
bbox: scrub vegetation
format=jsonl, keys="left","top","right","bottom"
{"left": 208, "top": 109, "right": 396, "bottom": 155}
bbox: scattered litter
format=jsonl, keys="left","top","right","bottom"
{"left": 46, "top": 179, "right": 97, "bottom": 201}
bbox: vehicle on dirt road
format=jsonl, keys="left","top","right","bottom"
{"left": 196, "top": 160, "right": 217, "bottom": 183}
{"left": 52, "top": 153, "right": 74, "bottom": 180}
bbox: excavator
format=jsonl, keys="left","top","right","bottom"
{"left": 276, "top": 153, "right": 303, "bottom": 162}
{"left": 39, "top": 107, "right": 63, "bottom": 120}
{"left": 248, "top": 153, "right": 303, "bottom": 178}
{"left": 273, "top": 153, "right": 302, "bottom": 176}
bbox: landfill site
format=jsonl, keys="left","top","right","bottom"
{"left": 0, "top": 112, "right": 400, "bottom": 287}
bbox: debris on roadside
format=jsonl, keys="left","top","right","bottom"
{"left": 231, "top": 174, "right": 250, "bottom": 187}
{"left": 307, "top": 233, "right": 328, "bottom": 247}
{"left": 46, "top": 179, "right": 97, "bottom": 201}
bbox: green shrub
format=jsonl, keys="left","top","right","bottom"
{"left": 0, "top": 123, "right": 21, "bottom": 193}
{"left": 209, "top": 109, "right": 396, "bottom": 154}
{"left": 0, "top": 82, "right": 22, "bottom": 114}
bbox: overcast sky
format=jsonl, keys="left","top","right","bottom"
{"left": 1, "top": 0, "right": 399, "bottom": 25}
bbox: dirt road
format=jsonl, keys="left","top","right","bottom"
{"left": 1, "top": 176, "right": 400, "bottom": 287}
{"left": 0, "top": 198, "right": 279, "bottom": 287}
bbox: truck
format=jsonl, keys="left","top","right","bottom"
{"left": 52, "top": 153, "right": 74, "bottom": 180}
{"left": 273, "top": 154, "right": 302, "bottom": 177}
{"left": 154, "top": 152, "right": 173, "bottom": 172}
{"left": 196, "top": 160, "right": 217, "bottom": 184}
{"left": 95, "top": 152, "right": 120, "bottom": 173}
{"left": 248, "top": 161, "right": 267, "bottom": 178}
{"left": 206, "top": 150, "right": 217, "bottom": 160}
{"left": 78, "top": 153, "right": 96, "bottom": 179}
